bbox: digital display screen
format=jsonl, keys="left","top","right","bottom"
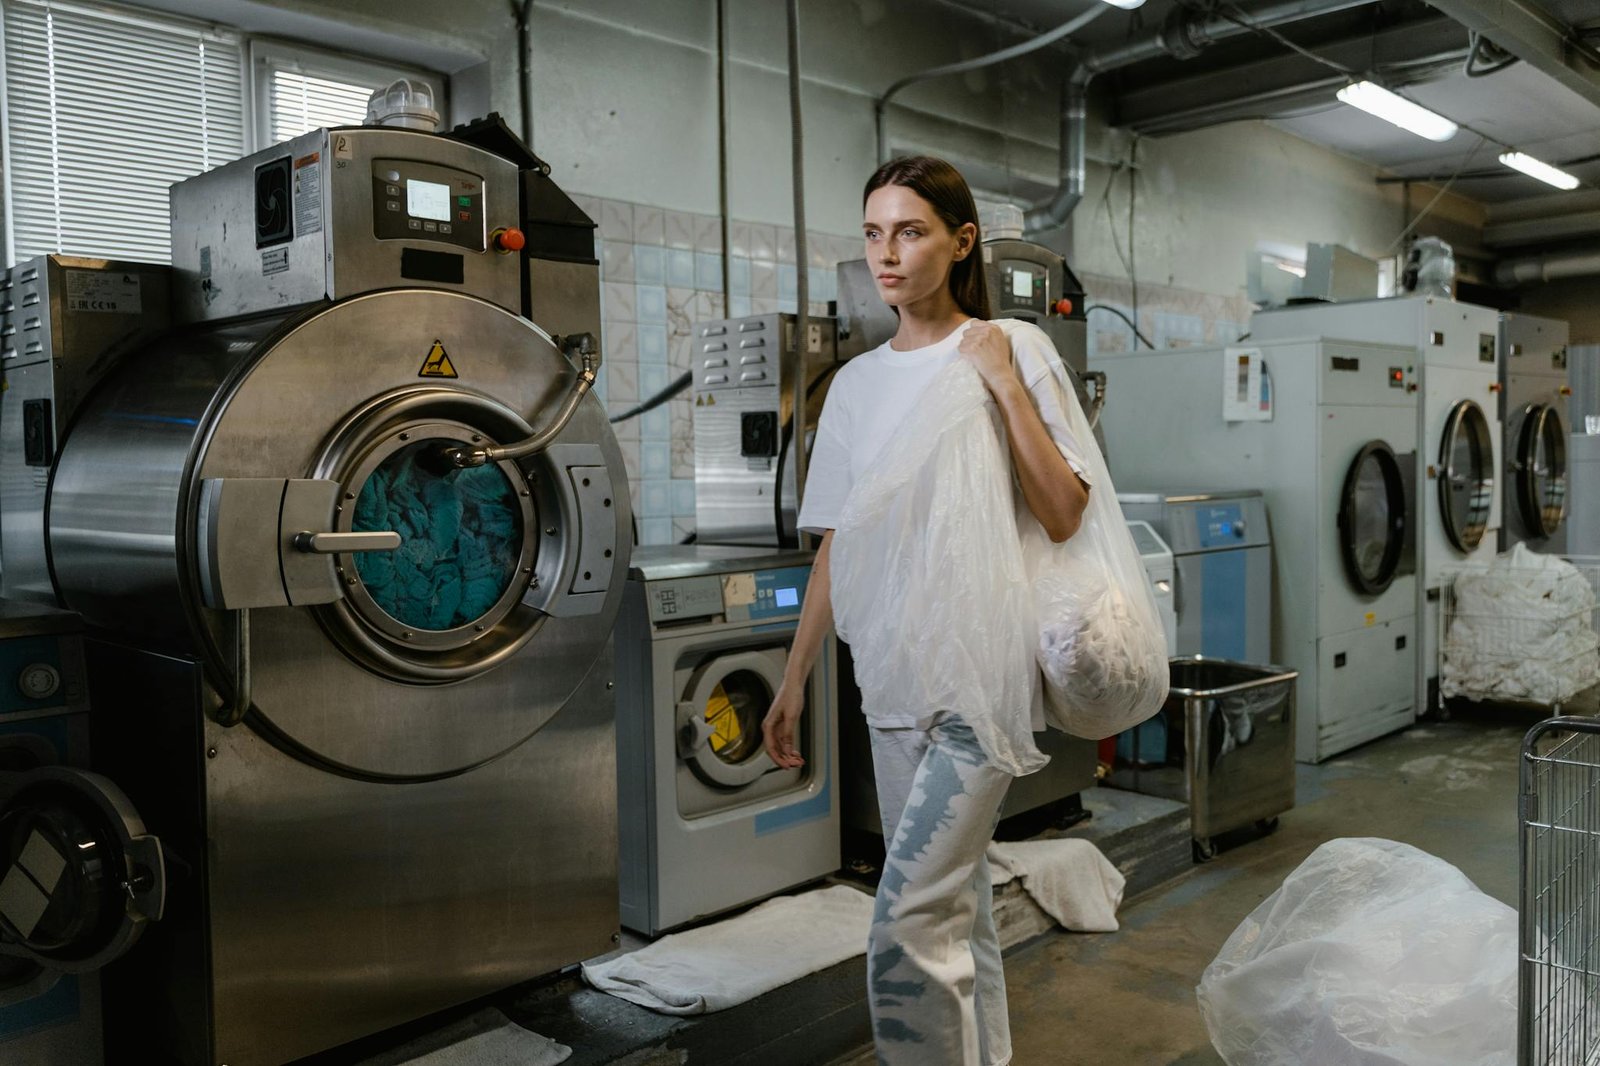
{"left": 774, "top": 587, "right": 799, "bottom": 608}
{"left": 407, "top": 179, "right": 451, "bottom": 222}
{"left": 1011, "top": 268, "right": 1033, "bottom": 299}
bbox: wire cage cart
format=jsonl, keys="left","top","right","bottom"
{"left": 1521, "top": 716, "right": 1600, "bottom": 1065}
{"left": 1441, "top": 556, "right": 1600, "bottom": 712}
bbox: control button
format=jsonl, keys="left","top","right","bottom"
{"left": 440, "top": 223, "right": 452, "bottom": 235}
{"left": 491, "top": 227, "right": 526, "bottom": 254}
{"left": 386, "top": 200, "right": 400, "bottom": 212}
{"left": 386, "top": 184, "right": 400, "bottom": 196}
{"left": 423, "top": 221, "right": 438, "bottom": 232}
{"left": 1053, "top": 298, "right": 1074, "bottom": 315}
{"left": 18, "top": 662, "right": 60, "bottom": 700}
{"left": 457, "top": 195, "right": 472, "bottom": 207}
{"left": 385, "top": 169, "right": 401, "bottom": 183}
{"left": 407, "top": 219, "right": 422, "bottom": 231}
{"left": 459, "top": 210, "right": 471, "bottom": 222}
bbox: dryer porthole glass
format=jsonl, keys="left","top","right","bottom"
{"left": 351, "top": 439, "right": 524, "bottom": 632}
{"left": 1438, "top": 400, "right": 1495, "bottom": 553}
{"left": 1338, "top": 441, "right": 1407, "bottom": 595}
{"left": 1517, "top": 404, "right": 1568, "bottom": 539}
{"left": 703, "top": 671, "right": 769, "bottom": 765}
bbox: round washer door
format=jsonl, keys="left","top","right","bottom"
{"left": 1438, "top": 399, "right": 1495, "bottom": 553}
{"left": 0, "top": 767, "right": 163, "bottom": 974}
{"left": 1517, "top": 403, "right": 1568, "bottom": 539}
{"left": 676, "top": 649, "right": 789, "bottom": 788}
{"left": 1338, "top": 440, "right": 1409, "bottom": 595}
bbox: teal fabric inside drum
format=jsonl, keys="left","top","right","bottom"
{"left": 351, "top": 440, "right": 522, "bottom": 631}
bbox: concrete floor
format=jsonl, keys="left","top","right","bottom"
{"left": 830, "top": 703, "right": 1545, "bottom": 1066}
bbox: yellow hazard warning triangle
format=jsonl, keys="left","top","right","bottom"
{"left": 419, "top": 340, "right": 458, "bottom": 378}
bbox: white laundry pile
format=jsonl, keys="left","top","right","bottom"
{"left": 359, "top": 1008, "right": 571, "bottom": 1066}
{"left": 1442, "top": 544, "right": 1600, "bottom": 704}
{"left": 986, "top": 838, "right": 1124, "bottom": 932}
{"left": 1196, "top": 838, "right": 1516, "bottom": 1066}
{"left": 581, "top": 883, "right": 874, "bottom": 1015}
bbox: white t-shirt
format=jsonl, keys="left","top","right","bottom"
{"left": 798, "top": 317, "right": 1092, "bottom": 536}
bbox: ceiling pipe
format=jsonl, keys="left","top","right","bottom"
{"left": 1025, "top": 0, "right": 1382, "bottom": 233}
{"left": 1495, "top": 247, "right": 1600, "bottom": 285}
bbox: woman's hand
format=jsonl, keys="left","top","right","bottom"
{"left": 761, "top": 683, "right": 807, "bottom": 769}
{"left": 958, "top": 321, "right": 1019, "bottom": 396}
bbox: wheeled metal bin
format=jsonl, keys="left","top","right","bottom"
{"left": 1108, "top": 656, "right": 1298, "bottom": 861}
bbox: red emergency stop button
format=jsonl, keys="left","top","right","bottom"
{"left": 1053, "top": 298, "right": 1074, "bottom": 316}
{"left": 492, "top": 227, "right": 526, "bottom": 253}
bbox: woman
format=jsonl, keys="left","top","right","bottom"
{"left": 761, "top": 155, "right": 1093, "bottom": 1066}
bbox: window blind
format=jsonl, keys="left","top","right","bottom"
{"left": 2, "top": 0, "right": 246, "bottom": 263}
{"left": 268, "top": 67, "right": 374, "bottom": 145}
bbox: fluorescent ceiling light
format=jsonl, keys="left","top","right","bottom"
{"left": 1336, "top": 81, "right": 1458, "bottom": 142}
{"left": 1499, "top": 151, "right": 1580, "bottom": 191}
{"left": 1098, "top": 0, "right": 1146, "bottom": 8}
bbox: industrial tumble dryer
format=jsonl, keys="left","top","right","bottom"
{"left": 1095, "top": 338, "right": 1419, "bottom": 762}
{"left": 1499, "top": 313, "right": 1571, "bottom": 553}
{"left": 614, "top": 545, "right": 839, "bottom": 935}
{"left": 0, "top": 116, "right": 630, "bottom": 1064}
{"left": 1252, "top": 296, "right": 1501, "bottom": 716}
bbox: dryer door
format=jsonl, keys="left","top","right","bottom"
{"left": 1438, "top": 399, "right": 1495, "bottom": 553}
{"left": 676, "top": 648, "right": 789, "bottom": 788}
{"left": 0, "top": 767, "right": 163, "bottom": 974}
{"left": 1516, "top": 403, "right": 1568, "bottom": 539}
{"left": 1338, "top": 440, "right": 1409, "bottom": 595}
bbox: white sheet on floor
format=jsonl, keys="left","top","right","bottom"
{"left": 365, "top": 1009, "right": 571, "bottom": 1066}
{"left": 582, "top": 883, "right": 875, "bottom": 1015}
{"left": 986, "top": 838, "right": 1124, "bottom": 932}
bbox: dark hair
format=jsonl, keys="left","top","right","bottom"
{"left": 863, "top": 155, "right": 990, "bottom": 320}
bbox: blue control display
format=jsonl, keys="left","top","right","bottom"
{"left": 749, "top": 565, "right": 812, "bottom": 621}
{"left": 1196, "top": 504, "right": 1246, "bottom": 548}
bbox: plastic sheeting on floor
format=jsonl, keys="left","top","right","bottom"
{"left": 583, "top": 883, "right": 875, "bottom": 1015}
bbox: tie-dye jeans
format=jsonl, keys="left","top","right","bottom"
{"left": 867, "top": 715, "right": 1015, "bottom": 1066}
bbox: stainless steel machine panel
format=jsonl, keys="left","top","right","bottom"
{"left": 1500, "top": 313, "right": 1571, "bottom": 553}
{"left": 170, "top": 127, "right": 522, "bottom": 322}
{"left": 0, "top": 257, "right": 171, "bottom": 605}
{"left": 692, "top": 313, "right": 841, "bottom": 547}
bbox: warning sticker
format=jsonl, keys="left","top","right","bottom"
{"left": 294, "top": 152, "right": 323, "bottom": 236}
{"left": 64, "top": 269, "right": 141, "bottom": 313}
{"left": 419, "top": 340, "right": 458, "bottom": 378}
{"left": 261, "top": 247, "right": 290, "bottom": 276}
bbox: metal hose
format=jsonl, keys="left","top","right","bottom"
{"left": 442, "top": 334, "right": 598, "bottom": 467}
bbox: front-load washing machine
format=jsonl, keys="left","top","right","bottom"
{"left": 1500, "top": 313, "right": 1571, "bottom": 553}
{"left": 0, "top": 603, "right": 164, "bottom": 1066}
{"left": 0, "top": 120, "right": 630, "bottom": 1065}
{"left": 1252, "top": 297, "right": 1501, "bottom": 716}
{"left": 1093, "top": 337, "right": 1419, "bottom": 762}
{"left": 615, "top": 545, "right": 839, "bottom": 936}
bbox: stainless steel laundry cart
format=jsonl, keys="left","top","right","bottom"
{"left": 1521, "top": 715, "right": 1600, "bottom": 1065}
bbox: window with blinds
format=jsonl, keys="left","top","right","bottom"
{"left": 268, "top": 69, "right": 375, "bottom": 145}
{"left": 255, "top": 45, "right": 445, "bottom": 147}
{"left": 1, "top": 0, "right": 246, "bottom": 263}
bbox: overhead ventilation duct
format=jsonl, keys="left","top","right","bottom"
{"left": 1024, "top": 0, "right": 1382, "bottom": 233}
{"left": 1495, "top": 247, "right": 1600, "bottom": 286}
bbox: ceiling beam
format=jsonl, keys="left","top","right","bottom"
{"left": 1112, "top": 16, "right": 1470, "bottom": 134}
{"left": 1425, "top": 0, "right": 1600, "bottom": 108}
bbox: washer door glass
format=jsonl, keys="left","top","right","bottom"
{"left": 702, "top": 671, "right": 769, "bottom": 766}
{"left": 678, "top": 649, "right": 787, "bottom": 789}
{"left": 351, "top": 439, "right": 524, "bottom": 632}
{"left": 1338, "top": 440, "right": 1407, "bottom": 595}
{"left": 1517, "top": 404, "right": 1568, "bottom": 539}
{"left": 1438, "top": 400, "right": 1495, "bottom": 553}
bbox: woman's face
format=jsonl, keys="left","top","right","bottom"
{"left": 862, "top": 184, "right": 975, "bottom": 311}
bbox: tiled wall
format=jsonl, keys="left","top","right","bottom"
{"left": 570, "top": 194, "right": 1260, "bottom": 546}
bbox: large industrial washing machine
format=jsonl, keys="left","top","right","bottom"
{"left": 1499, "top": 313, "right": 1571, "bottom": 553}
{"left": 0, "top": 117, "right": 630, "bottom": 1064}
{"left": 1096, "top": 338, "right": 1420, "bottom": 762}
{"left": 615, "top": 545, "right": 838, "bottom": 935}
{"left": 1252, "top": 297, "right": 1500, "bottom": 717}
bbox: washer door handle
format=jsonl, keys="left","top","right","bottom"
{"left": 292, "top": 531, "right": 401, "bottom": 554}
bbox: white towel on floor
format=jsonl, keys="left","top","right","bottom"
{"left": 987, "top": 838, "right": 1124, "bottom": 932}
{"left": 582, "top": 883, "right": 875, "bottom": 1015}
{"left": 363, "top": 1009, "right": 571, "bottom": 1066}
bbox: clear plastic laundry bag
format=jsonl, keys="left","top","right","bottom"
{"left": 1196, "top": 837, "right": 1517, "bottom": 1066}
{"left": 1004, "top": 322, "right": 1168, "bottom": 740}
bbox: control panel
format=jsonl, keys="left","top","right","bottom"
{"left": 645, "top": 565, "right": 811, "bottom": 626}
{"left": 996, "top": 258, "right": 1049, "bottom": 316}
{"left": 371, "top": 158, "right": 486, "bottom": 252}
